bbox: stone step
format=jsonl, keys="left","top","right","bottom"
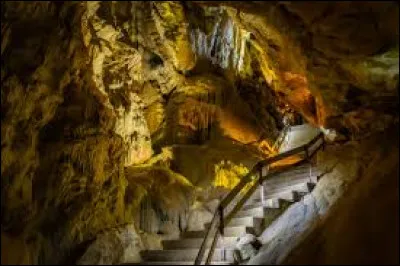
{"left": 220, "top": 225, "right": 256, "bottom": 236}
{"left": 265, "top": 171, "right": 318, "bottom": 186}
{"left": 235, "top": 206, "right": 266, "bottom": 218}
{"left": 203, "top": 216, "right": 263, "bottom": 229}
{"left": 251, "top": 182, "right": 314, "bottom": 202}
{"left": 243, "top": 198, "right": 288, "bottom": 210}
{"left": 251, "top": 190, "right": 296, "bottom": 203}
{"left": 181, "top": 226, "right": 255, "bottom": 239}
{"left": 264, "top": 177, "right": 317, "bottom": 193}
{"left": 226, "top": 216, "right": 253, "bottom": 227}
{"left": 228, "top": 216, "right": 261, "bottom": 227}
{"left": 125, "top": 261, "right": 232, "bottom": 265}
{"left": 293, "top": 191, "right": 309, "bottom": 201}
{"left": 261, "top": 203, "right": 293, "bottom": 228}
{"left": 140, "top": 249, "right": 235, "bottom": 262}
{"left": 268, "top": 165, "right": 318, "bottom": 177}
{"left": 204, "top": 216, "right": 256, "bottom": 229}
{"left": 264, "top": 175, "right": 317, "bottom": 190}
{"left": 162, "top": 236, "right": 237, "bottom": 250}
{"left": 267, "top": 164, "right": 312, "bottom": 176}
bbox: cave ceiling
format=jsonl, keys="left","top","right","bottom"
{"left": 1, "top": 1, "right": 398, "bottom": 264}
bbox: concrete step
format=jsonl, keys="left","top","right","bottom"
{"left": 243, "top": 198, "right": 287, "bottom": 210}
{"left": 204, "top": 216, "right": 263, "bottom": 229}
{"left": 293, "top": 191, "right": 308, "bottom": 201}
{"left": 162, "top": 237, "right": 237, "bottom": 250}
{"left": 202, "top": 217, "right": 263, "bottom": 231}
{"left": 228, "top": 216, "right": 262, "bottom": 227}
{"left": 235, "top": 206, "right": 266, "bottom": 218}
{"left": 264, "top": 175, "right": 317, "bottom": 190}
{"left": 226, "top": 216, "right": 253, "bottom": 227}
{"left": 252, "top": 182, "right": 314, "bottom": 202}
{"left": 251, "top": 190, "right": 296, "bottom": 202}
{"left": 261, "top": 203, "right": 293, "bottom": 228}
{"left": 181, "top": 226, "right": 255, "bottom": 239}
{"left": 267, "top": 165, "right": 318, "bottom": 178}
{"left": 140, "top": 249, "right": 235, "bottom": 262}
{"left": 267, "top": 179, "right": 316, "bottom": 193}
{"left": 265, "top": 171, "right": 318, "bottom": 187}
{"left": 292, "top": 183, "right": 316, "bottom": 199}
{"left": 125, "top": 261, "right": 232, "bottom": 265}
{"left": 267, "top": 165, "right": 311, "bottom": 177}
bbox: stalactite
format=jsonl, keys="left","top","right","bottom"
{"left": 189, "top": 8, "right": 250, "bottom": 74}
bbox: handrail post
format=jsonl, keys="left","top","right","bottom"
{"left": 304, "top": 146, "right": 309, "bottom": 161}
{"left": 258, "top": 165, "right": 263, "bottom": 185}
{"left": 259, "top": 166, "right": 264, "bottom": 205}
{"left": 218, "top": 205, "right": 224, "bottom": 236}
{"left": 304, "top": 144, "right": 312, "bottom": 183}
{"left": 218, "top": 204, "right": 225, "bottom": 264}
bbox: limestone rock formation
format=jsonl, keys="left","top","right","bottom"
{"left": 248, "top": 126, "right": 399, "bottom": 265}
{"left": 1, "top": 1, "right": 398, "bottom": 265}
{"left": 77, "top": 224, "right": 143, "bottom": 265}
{"left": 196, "top": 1, "right": 399, "bottom": 139}
{"left": 282, "top": 127, "right": 399, "bottom": 265}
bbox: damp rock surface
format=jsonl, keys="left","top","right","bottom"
{"left": 1, "top": 1, "right": 398, "bottom": 264}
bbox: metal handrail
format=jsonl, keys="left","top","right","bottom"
{"left": 194, "top": 131, "right": 325, "bottom": 265}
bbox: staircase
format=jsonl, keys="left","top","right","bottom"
{"left": 129, "top": 125, "right": 324, "bottom": 265}
{"left": 135, "top": 162, "right": 319, "bottom": 265}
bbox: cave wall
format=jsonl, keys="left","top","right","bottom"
{"left": 248, "top": 125, "right": 399, "bottom": 264}
{"left": 1, "top": 1, "right": 283, "bottom": 264}
{"left": 1, "top": 2, "right": 134, "bottom": 264}
{"left": 282, "top": 125, "right": 399, "bottom": 264}
{"left": 197, "top": 1, "right": 399, "bottom": 139}
{"left": 1, "top": 1, "right": 398, "bottom": 265}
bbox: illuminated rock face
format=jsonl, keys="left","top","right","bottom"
{"left": 76, "top": 224, "right": 143, "bottom": 265}
{"left": 248, "top": 127, "right": 399, "bottom": 265}
{"left": 196, "top": 1, "right": 399, "bottom": 139}
{"left": 0, "top": 1, "right": 398, "bottom": 265}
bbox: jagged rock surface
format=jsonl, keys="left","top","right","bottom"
{"left": 1, "top": 1, "right": 398, "bottom": 265}
{"left": 248, "top": 126, "right": 399, "bottom": 265}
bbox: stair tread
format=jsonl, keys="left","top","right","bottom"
{"left": 205, "top": 220, "right": 257, "bottom": 228}
{"left": 227, "top": 216, "right": 258, "bottom": 226}
{"left": 126, "top": 260, "right": 231, "bottom": 265}
{"left": 262, "top": 182, "right": 314, "bottom": 195}
{"left": 126, "top": 261, "right": 231, "bottom": 265}
{"left": 181, "top": 226, "right": 254, "bottom": 238}
{"left": 256, "top": 190, "right": 295, "bottom": 201}
{"left": 141, "top": 248, "right": 234, "bottom": 253}
{"left": 162, "top": 237, "right": 237, "bottom": 249}
{"left": 140, "top": 248, "right": 235, "bottom": 262}
{"left": 264, "top": 172, "right": 318, "bottom": 185}
{"left": 164, "top": 236, "right": 237, "bottom": 242}
{"left": 243, "top": 198, "right": 285, "bottom": 210}
{"left": 250, "top": 197, "right": 294, "bottom": 208}
{"left": 235, "top": 206, "right": 266, "bottom": 218}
